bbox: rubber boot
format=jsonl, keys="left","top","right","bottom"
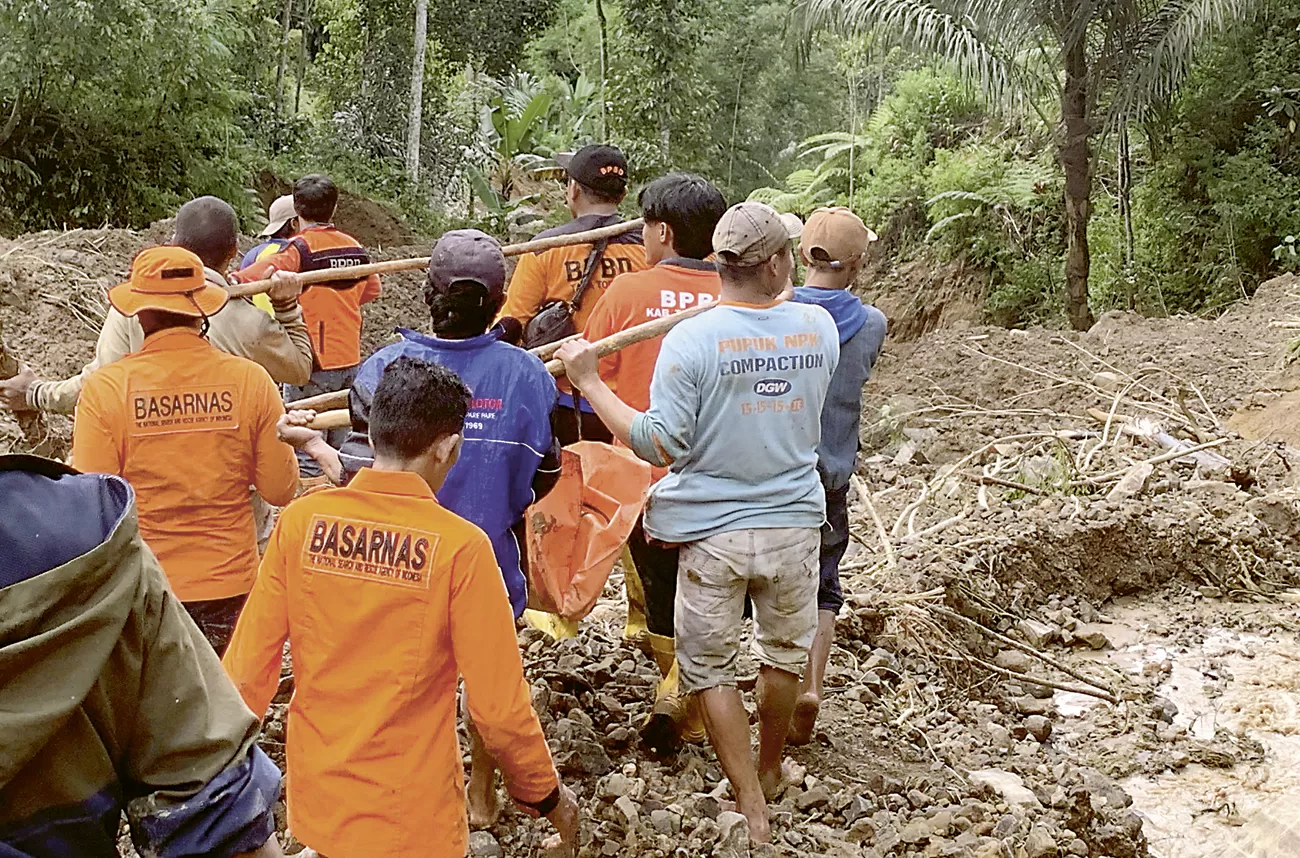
{"left": 640, "top": 634, "right": 706, "bottom": 752}
{"left": 622, "top": 546, "right": 650, "bottom": 643}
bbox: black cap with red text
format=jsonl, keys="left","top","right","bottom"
{"left": 555, "top": 144, "right": 629, "bottom": 197}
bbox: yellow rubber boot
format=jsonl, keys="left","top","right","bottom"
{"left": 681, "top": 689, "right": 708, "bottom": 745}
{"left": 641, "top": 634, "right": 706, "bottom": 751}
{"left": 622, "top": 546, "right": 650, "bottom": 643}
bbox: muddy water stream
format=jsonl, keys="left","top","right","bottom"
{"left": 1056, "top": 601, "right": 1300, "bottom": 857}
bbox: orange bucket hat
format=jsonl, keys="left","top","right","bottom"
{"left": 108, "top": 246, "right": 229, "bottom": 318}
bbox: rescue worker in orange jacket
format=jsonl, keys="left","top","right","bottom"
{"left": 497, "top": 144, "right": 648, "bottom": 445}
{"left": 223, "top": 356, "right": 580, "bottom": 858}
{"left": 72, "top": 246, "right": 301, "bottom": 654}
{"left": 234, "top": 174, "right": 382, "bottom": 482}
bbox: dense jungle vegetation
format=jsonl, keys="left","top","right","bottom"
{"left": 2, "top": 0, "right": 1297, "bottom": 327}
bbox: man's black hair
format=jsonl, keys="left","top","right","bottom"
{"left": 573, "top": 179, "right": 624, "bottom": 206}
{"left": 637, "top": 173, "right": 728, "bottom": 260}
{"left": 294, "top": 174, "right": 339, "bottom": 223}
{"left": 422, "top": 280, "right": 501, "bottom": 340}
{"left": 137, "top": 309, "right": 202, "bottom": 337}
{"left": 369, "top": 357, "right": 471, "bottom": 460}
{"left": 173, "top": 196, "right": 238, "bottom": 270}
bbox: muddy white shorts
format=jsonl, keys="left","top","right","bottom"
{"left": 675, "top": 527, "right": 820, "bottom": 693}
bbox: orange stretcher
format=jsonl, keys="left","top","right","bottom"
{"left": 523, "top": 441, "right": 651, "bottom": 623}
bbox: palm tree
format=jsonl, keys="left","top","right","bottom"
{"left": 796, "top": 0, "right": 1262, "bottom": 330}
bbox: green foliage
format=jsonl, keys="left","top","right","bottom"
{"left": 0, "top": 0, "right": 253, "bottom": 229}
{"left": 754, "top": 67, "right": 1065, "bottom": 324}
{"left": 0, "top": 0, "right": 1291, "bottom": 338}
{"left": 1130, "top": 8, "right": 1300, "bottom": 313}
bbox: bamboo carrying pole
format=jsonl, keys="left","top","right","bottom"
{"left": 290, "top": 327, "right": 588, "bottom": 413}
{"left": 302, "top": 302, "right": 713, "bottom": 431}
{"left": 228, "top": 218, "right": 645, "bottom": 299}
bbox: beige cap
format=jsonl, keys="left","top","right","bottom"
{"left": 713, "top": 201, "right": 803, "bottom": 266}
{"left": 801, "top": 206, "right": 878, "bottom": 269}
{"left": 259, "top": 194, "right": 298, "bottom": 237}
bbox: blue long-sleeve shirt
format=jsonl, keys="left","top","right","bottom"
{"left": 628, "top": 300, "right": 840, "bottom": 544}
{"left": 792, "top": 287, "right": 887, "bottom": 489}
{"left": 340, "top": 327, "right": 560, "bottom": 616}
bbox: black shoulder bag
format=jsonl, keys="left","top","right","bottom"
{"left": 521, "top": 238, "right": 609, "bottom": 350}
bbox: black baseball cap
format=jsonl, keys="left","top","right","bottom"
{"left": 426, "top": 229, "right": 507, "bottom": 301}
{"left": 555, "top": 144, "right": 629, "bottom": 196}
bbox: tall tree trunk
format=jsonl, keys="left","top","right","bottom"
{"left": 596, "top": 0, "right": 609, "bottom": 139}
{"left": 406, "top": 0, "right": 429, "bottom": 182}
{"left": 295, "top": 0, "right": 312, "bottom": 115}
{"left": 1060, "top": 31, "right": 1095, "bottom": 331}
{"left": 275, "top": 0, "right": 294, "bottom": 118}
{"left": 1117, "top": 117, "right": 1135, "bottom": 308}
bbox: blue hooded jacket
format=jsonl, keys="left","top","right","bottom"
{"left": 340, "top": 327, "right": 560, "bottom": 617}
{"left": 792, "top": 287, "right": 888, "bottom": 489}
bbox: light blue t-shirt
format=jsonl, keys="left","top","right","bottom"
{"left": 629, "top": 300, "right": 840, "bottom": 544}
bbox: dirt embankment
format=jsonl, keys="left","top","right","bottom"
{"left": 0, "top": 228, "right": 434, "bottom": 456}
{"left": 253, "top": 171, "right": 416, "bottom": 249}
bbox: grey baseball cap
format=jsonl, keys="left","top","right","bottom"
{"left": 426, "top": 229, "right": 508, "bottom": 301}
{"left": 713, "top": 201, "right": 803, "bottom": 266}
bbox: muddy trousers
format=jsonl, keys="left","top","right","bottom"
{"left": 622, "top": 521, "right": 705, "bottom": 750}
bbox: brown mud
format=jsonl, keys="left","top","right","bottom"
{"left": 5, "top": 227, "right": 1300, "bottom": 857}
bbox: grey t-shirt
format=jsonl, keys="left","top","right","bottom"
{"left": 629, "top": 299, "right": 840, "bottom": 544}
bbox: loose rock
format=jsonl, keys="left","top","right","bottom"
{"left": 468, "top": 831, "right": 501, "bottom": 858}
{"left": 715, "top": 811, "right": 751, "bottom": 858}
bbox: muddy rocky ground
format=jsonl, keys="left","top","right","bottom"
{"left": 4, "top": 228, "right": 1300, "bottom": 858}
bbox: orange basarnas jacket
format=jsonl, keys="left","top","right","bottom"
{"left": 72, "top": 328, "right": 298, "bottom": 601}
{"left": 222, "top": 468, "right": 558, "bottom": 858}
{"left": 236, "top": 224, "right": 382, "bottom": 370}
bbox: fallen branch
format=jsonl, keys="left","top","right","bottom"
{"left": 963, "top": 471, "right": 1049, "bottom": 496}
{"left": 1084, "top": 407, "right": 1230, "bottom": 476}
{"left": 1073, "top": 436, "right": 1231, "bottom": 485}
{"left": 230, "top": 218, "right": 645, "bottom": 299}
{"left": 963, "top": 654, "right": 1119, "bottom": 705}
{"left": 929, "top": 605, "right": 1118, "bottom": 698}
{"left": 851, "top": 474, "right": 897, "bottom": 571}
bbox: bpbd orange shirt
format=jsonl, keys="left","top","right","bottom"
{"left": 236, "top": 225, "right": 382, "bottom": 370}
{"left": 222, "top": 468, "right": 558, "bottom": 858}
{"left": 72, "top": 329, "right": 298, "bottom": 601}
{"left": 583, "top": 258, "right": 721, "bottom": 410}
{"left": 499, "top": 214, "right": 648, "bottom": 329}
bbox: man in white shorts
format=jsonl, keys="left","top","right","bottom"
{"left": 556, "top": 201, "right": 839, "bottom": 844}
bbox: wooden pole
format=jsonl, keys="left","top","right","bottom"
{"left": 540, "top": 302, "right": 709, "bottom": 376}
{"left": 229, "top": 218, "right": 644, "bottom": 299}
{"left": 287, "top": 329, "right": 593, "bottom": 413}
{"left": 302, "top": 302, "right": 712, "bottom": 430}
